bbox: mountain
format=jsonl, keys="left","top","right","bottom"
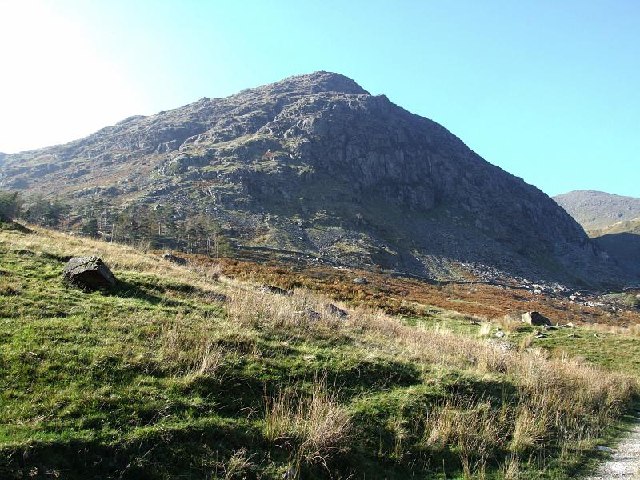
{"left": 0, "top": 72, "right": 627, "bottom": 286}
{"left": 554, "top": 191, "right": 640, "bottom": 280}
{"left": 554, "top": 190, "right": 640, "bottom": 231}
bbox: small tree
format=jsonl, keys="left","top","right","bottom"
{"left": 22, "top": 195, "right": 70, "bottom": 227}
{"left": 80, "top": 217, "right": 100, "bottom": 238}
{"left": 183, "top": 214, "right": 232, "bottom": 257}
{"left": 0, "top": 190, "right": 22, "bottom": 222}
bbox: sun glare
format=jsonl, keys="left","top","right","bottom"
{"left": 0, "top": 0, "right": 145, "bottom": 153}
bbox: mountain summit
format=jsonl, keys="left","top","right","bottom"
{"left": 0, "top": 72, "right": 629, "bottom": 286}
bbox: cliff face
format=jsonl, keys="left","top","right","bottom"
{"left": 1, "top": 72, "right": 626, "bottom": 286}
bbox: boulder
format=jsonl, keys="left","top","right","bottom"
{"left": 207, "top": 292, "right": 228, "bottom": 303}
{"left": 325, "top": 303, "right": 348, "bottom": 318}
{"left": 63, "top": 256, "right": 116, "bottom": 291}
{"left": 352, "top": 277, "right": 369, "bottom": 285}
{"left": 521, "top": 311, "right": 552, "bottom": 327}
{"left": 162, "top": 252, "right": 187, "bottom": 265}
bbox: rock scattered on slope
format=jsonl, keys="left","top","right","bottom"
{"left": 325, "top": 303, "right": 349, "bottom": 318}
{"left": 162, "top": 252, "right": 187, "bottom": 265}
{"left": 259, "top": 285, "right": 292, "bottom": 296}
{"left": 63, "top": 256, "right": 117, "bottom": 291}
{"left": 521, "top": 311, "right": 552, "bottom": 327}
{"left": 2, "top": 72, "right": 628, "bottom": 287}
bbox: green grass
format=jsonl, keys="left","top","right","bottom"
{"left": 404, "top": 308, "right": 640, "bottom": 378}
{"left": 0, "top": 225, "right": 637, "bottom": 479}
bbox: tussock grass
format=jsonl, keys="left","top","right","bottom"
{"left": 222, "top": 283, "right": 638, "bottom": 476}
{"left": 264, "top": 379, "right": 351, "bottom": 474}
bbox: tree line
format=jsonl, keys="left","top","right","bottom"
{"left": 0, "top": 190, "right": 231, "bottom": 256}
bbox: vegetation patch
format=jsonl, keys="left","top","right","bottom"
{"left": 0, "top": 226, "right": 638, "bottom": 479}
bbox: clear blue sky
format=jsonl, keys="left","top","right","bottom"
{"left": 1, "top": 0, "right": 638, "bottom": 197}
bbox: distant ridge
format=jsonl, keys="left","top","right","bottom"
{"left": 554, "top": 190, "right": 640, "bottom": 279}
{"left": 554, "top": 190, "right": 640, "bottom": 231}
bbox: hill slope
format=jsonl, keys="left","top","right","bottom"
{"left": 554, "top": 190, "right": 640, "bottom": 232}
{"left": 0, "top": 72, "right": 624, "bottom": 286}
{"left": 554, "top": 191, "right": 640, "bottom": 279}
{"left": 0, "top": 223, "right": 637, "bottom": 479}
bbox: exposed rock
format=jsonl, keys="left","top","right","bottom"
{"left": 259, "top": 285, "right": 292, "bottom": 296}
{"left": 325, "top": 303, "right": 348, "bottom": 318}
{"left": 162, "top": 252, "right": 187, "bottom": 265}
{"left": 206, "top": 292, "right": 228, "bottom": 303}
{"left": 595, "top": 445, "right": 614, "bottom": 453}
{"left": 521, "top": 311, "right": 552, "bottom": 327}
{"left": 63, "top": 256, "right": 116, "bottom": 291}
{"left": 305, "top": 308, "right": 322, "bottom": 321}
{"left": 352, "top": 277, "right": 369, "bottom": 285}
{"left": 502, "top": 312, "right": 523, "bottom": 324}
{"left": 488, "top": 339, "right": 514, "bottom": 352}
{"left": 554, "top": 191, "right": 640, "bottom": 279}
{"left": 554, "top": 190, "right": 640, "bottom": 231}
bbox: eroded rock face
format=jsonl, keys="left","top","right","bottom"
{"left": 63, "top": 256, "right": 116, "bottom": 291}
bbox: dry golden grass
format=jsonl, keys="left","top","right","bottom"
{"left": 264, "top": 379, "right": 351, "bottom": 474}
{"left": 158, "top": 319, "right": 227, "bottom": 377}
{"left": 221, "top": 448, "right": 256, "bottom": 479}
{"left": 0, "top": 225, "right": 220, "bottom": 292}
{"left": 226, "top": 284, "right": 637, "bottom": 475}
{"left": 424, "top": 398, "right": 503, "bottom": 479}
{"left": 215, "top": 257, "right": 640, "bottom": 327}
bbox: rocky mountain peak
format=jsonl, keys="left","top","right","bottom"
{"left": 1, "top": 73, "right": 635, "bottom": 287}
{"left": 241, "top": 71, "right": 370, "bottom": 97}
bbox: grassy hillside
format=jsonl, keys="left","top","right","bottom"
{"left": 0, "top": 223, "right": 638, "bottom": 479}
{"left": 589, "top": 218, "right": 640, "bottom": 237}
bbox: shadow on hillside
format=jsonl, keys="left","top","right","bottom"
{"left": 108, "top": 279, "right": 168, "bottom": 305}
{"left": 0, "top": 220, "right": 32, "bottom": 233}
{"left": 445, "top": 376, "right": 518, "bottom": 405}
{"left": 595, "top": 233, "right": 640, "bottom": 277}
{"left": 183, "top": 357, "right": 424, "bottom": 418}
{"left": 0, "top": 421, "right": 265, "bottom": 480}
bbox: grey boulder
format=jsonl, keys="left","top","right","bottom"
{"left": 162, "top": 252, "right": 187, "bottom": 265}
{"left": 521, "top": 311, "right": 552, "bottom": 327}
{"left": 63, "top": 256, "right": 117, "bottom": 291}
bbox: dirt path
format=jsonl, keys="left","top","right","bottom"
{"left": 585, "top": 417, "right": 640, "bottom": 479}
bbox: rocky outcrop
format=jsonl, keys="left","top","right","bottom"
{"left": 521, "top": 311, "right": 552, "bottom": 327}
{"left": 1, "top": 72, "right": 632, "bottom": 286}
{"left": 63, "top": 256, "right": 116, "bottom": 291}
